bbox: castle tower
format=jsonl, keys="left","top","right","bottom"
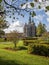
{"left": 24, "top": 16, "right": 36, "bottom": 37}
{"left": 29, "top": 16, "right": 31, "bottom": 24}
{"left": 24, "top": 23, "right": 28, "bottom": 37}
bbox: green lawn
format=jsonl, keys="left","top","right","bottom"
{"left": 0, "top": 41, "right": 49, "bottom": 65}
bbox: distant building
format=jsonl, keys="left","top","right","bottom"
{"left": 24, "top": 16, "right": 36, "bottom": 37}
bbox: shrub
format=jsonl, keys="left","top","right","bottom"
{"left": 23, "top": 40, "right": 29, "bottom": 46}
{"left": 28, "top": 44, "right": 49, "bottom": 57}
{"left": 28, "top": 44, "right": 34, "bottom": 54}
{"left": 38, "top": 37, "right": 49, "bottom": 44}
{"left": 23, "top": 40, "right": 37, "bottom": 46}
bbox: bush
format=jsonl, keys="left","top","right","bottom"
{"left": 28, "top": 44, "right": 34, "bottom": 54}
{"left": 23, "top": 37, "right": 38, "bottom": 46}
{"left": 24, "top": 40, "right": 37, "bottom": 46}
{"left": 24, "top": 41, "right": 29, "bottom": 46}
{"left": 28, "top": 44, "right": 49, "bottom": 57}
{"left": 38, "top": 37, "right": 49, "bottom": 44}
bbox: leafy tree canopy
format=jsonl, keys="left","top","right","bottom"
{"left": 36, "top": 22, "right": 46, "bottom": 36}
{"left": 0, "top": 0, "right": 49, "bottom": 22}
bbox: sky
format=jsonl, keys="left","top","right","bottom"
{"left": 2, "top": 0, "right": 49, "bottom": 33}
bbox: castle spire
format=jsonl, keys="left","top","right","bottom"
{"left": 29, "top": 13, "right": 31, "bottom": 23}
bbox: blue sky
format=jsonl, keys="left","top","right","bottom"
{"left": 2, "top": 0, "right": 49, "bottom": 32}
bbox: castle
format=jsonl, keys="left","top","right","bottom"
{"left": 24, "top": 16, "right": 36, "bottom": 37}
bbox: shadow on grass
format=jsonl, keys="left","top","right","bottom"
{"left": 0, "top": 57, "right": 27, "bottom": 65}
{"left": 4, "top": 46, "right": 27, "bottom": 51}
{"left": 18, "top": 46, "right": 27, "bottom": 50}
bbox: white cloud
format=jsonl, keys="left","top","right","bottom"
{"left": 9, "top": 21, "right": 21, "bottom": 28}
{"left": 36, "top": 20, "right": 39, "bottom": 25}
{"left": 46, "top": 24, "right": 49, "bottom": 32}
{"left": 47, "top": 18, "right": 49, "bottom": 22}
{"left": 34, "top": 15, "right": 43, "bottom": 21}
{"left": 4, "top": 21, "right": 24, "bottom": 33}
{"left": 46, "top": 11, "right": 49, "bottom": 16}
{"left": 39, "top": 0, "right": 42, "bottom": 2}
{"left": 21, "top": 2, "right": 32, "bottom": 9}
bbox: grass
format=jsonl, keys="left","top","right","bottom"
{"left": 0, "top": 40, "right": 49, "bottom": 65}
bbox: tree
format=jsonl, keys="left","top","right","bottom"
{"left": 0, "top": 30, "right": 5, "bottom": 37}
{"left": 0, "top": 0, "right": 49, "bottom": 25}
{"left": 0, "top": 2, "right": 8, "bottom": 38}
{"left": 0, "top": 18, "right": 8, "bottom": 38}
{"left": 36, "top": 22, "right": 46, "bottom": 37}
{"left": 0, "top": 0, "right": 48, "bottom": 37}
{"left": 0, "top": 17, "right": 8, "bottom": 28}
{"left": 42, "top": 24, "right": 47, "bottom": 33}
{"left": 6, "top": 31, "right": 23, "bottom": 49}
{"left": 0, "top": 0, "right": 48, "bottom": 22}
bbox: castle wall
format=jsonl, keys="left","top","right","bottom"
{"left": 24, "top": 22, "right": 36, "bottom": 37}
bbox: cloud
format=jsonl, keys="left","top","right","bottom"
{"left": 46, "top": 24, "right": 49, "bottom": 32}
{"left": 34, "top": 15, "right": 44, "bottom": 21}
{"left": 39, "top": 0, "right": 42, "bottom": 2}
{"left": 4, "top": 21, "right": 24, "bottom": 33}
{"left": 46, "top": 11, "right": 49, "bottom": 16}
{"left": 21, "top": 2, "right": 32, "bottom": 9}
{"left": 9, "top": 21, "right": 21, "bottom": 27}
{"left": 47, "top": 18, "right": 49, "bottom": 22}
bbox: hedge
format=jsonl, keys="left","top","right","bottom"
{"left": 23, "top": 40, "right": 37, "bottom": 46}
{"left": 28, "top": 44, "right": 49, "bottom": 57}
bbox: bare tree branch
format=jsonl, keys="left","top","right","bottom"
{"left": 4, "top": 0, "right": 30, "bottom": 12}
{"left": 3, "top": 0, "right": 35, "bottom": 13}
